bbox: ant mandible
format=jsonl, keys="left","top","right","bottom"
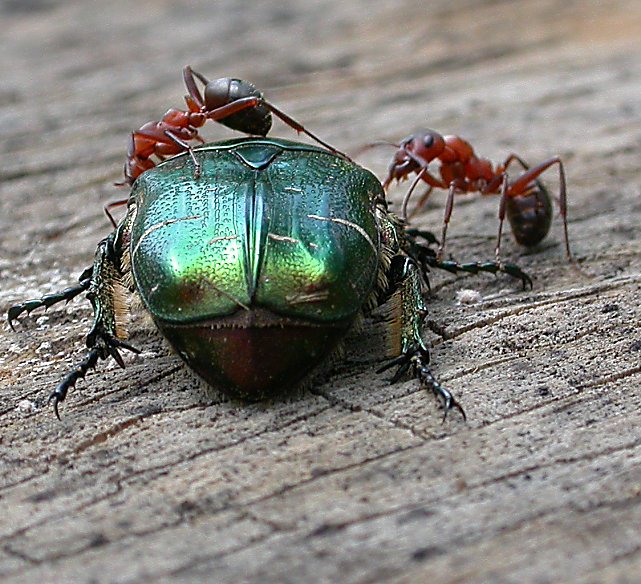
{"left": 106, "top": 66, "right": 348, "bottom": 225}
{"left": 381, "top": 129, "right": 571, "bottom": 264}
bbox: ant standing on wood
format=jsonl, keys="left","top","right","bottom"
{"left": 377, "top": 129, "right": 571, "bottom": 266}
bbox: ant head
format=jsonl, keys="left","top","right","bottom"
{"left": 404, "top": 130, "right": 445, "bottom": 162}
{"left": 203, "top": 77, "right": 272, "bottom": 136}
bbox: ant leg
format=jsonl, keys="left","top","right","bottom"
{"left": 198, "top": 94, "right": 351, "bottom": 161}
{"left": 262, "top": 101, "right": 352, "bottom": 161}
{"left": 183, "top": 66, "right": 206, "bottom": 108}
{"left": 163, "top": 130, "right": 201, "bottom": 178}
{"left": 399, "top": 147, "right": 447, "bottom": 210}
{"left": 509, "top": 157, "right": 572, "bottom": 260}
{"left": 104, "top": 198, "right": 128, "bottom": 228}
{"left": 403, "top": 189, "right": 532, "bottom": 289}
{"left": 501, "top": 153, "right": 530, "bottom": 172}
{"left": 558, "top": 161, "right": 571, "bottom": 260}
{"left": 436, "top": 182, "right": 457, "bottom": 261}
{"left": 407, "top": 185, "right": 434, "bottom": 220}
{"left": 495, "top": 173, "right": 509, "bottom": 265}
{"left": 400, "top": 169, "right": 428, "bottom": 221}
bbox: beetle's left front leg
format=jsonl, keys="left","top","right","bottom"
{"left": 378, "top": 255, "right": 465, "bottom": 420}
{"left": 8, "top": 266, "right": 94, "bottom": 329}
{"left": 50, "top": 233, "right": 138, "bottom": 418}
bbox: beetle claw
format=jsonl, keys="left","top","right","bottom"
{"left": 376, "top": 354, "right": 406, "bottom": 375}
{"left": 500, "top": 262, "right": 533, "bottom": 289}
{"left": 46, "top": 333, "right": 141, "bottom": 418}
{"left": 6, "top": 275, "right": 92, "bottom": 331}
{"left": 48, "top": 347, "right": 102, "bottom": 419}
{"left": 379, "top": 346, "right": 466, "bottom": 421}
{"left": 108, "top": 345, "right": 125, "bottom": 368}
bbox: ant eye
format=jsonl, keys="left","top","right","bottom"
{"left": 423, "top": 134, "right": 434, "bottom": 148}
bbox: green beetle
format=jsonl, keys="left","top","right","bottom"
{"left": 8, "top": 68, "right": 530, "bottom": 418}
{"left": 128, "top": 137, "right": 383, "bottom": 399}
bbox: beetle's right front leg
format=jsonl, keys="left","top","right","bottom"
{"left": 374, "top": 208, "right": 465, "bottom": 419}
{"left": 49, "top": 233, "right": 138, "bottom": 418}
{"left": 378, "top": 255, "right": 466, "bottom": 421}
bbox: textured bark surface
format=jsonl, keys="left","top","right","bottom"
{"left": 2, "top": 1, "right": 641, "bottom": 582}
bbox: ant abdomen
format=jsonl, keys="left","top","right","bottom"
{"left": 203, "top": 77, "right": 272, "bottom": 136}
{"left": 506, "top": 180, "right": 553, "bottom": 247}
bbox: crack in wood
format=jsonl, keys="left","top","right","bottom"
{"left": 433, "top": 275, "right": 641, "bottom": 341}
{"left": 140, "top": 442, "right": 641, "bottom": 581}
{"left": 310, "top": 385, "right": 452, "bottom": 439}
{"left": 574, "top": 363, "right": 641, "bottom": 391}
{"left": 0, "top": 404, "right": 335, "bottom": 545}
{"left": 4, "top": 376, "right": 641, "bottom": 575}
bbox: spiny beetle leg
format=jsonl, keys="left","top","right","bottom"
{"left": 404, "top": 228, "right": 533, "bottom": 289}
{"left": 50, "top": 332, "right": 140, "bottom": 419}
{"left": 411, "top": 346, "right": 466, "bottom": 422}
{"left": 378, "top": 345, "right": 466, "bottom": 421}
{"left": 404, "top": 228, "right": 439, "bottom": 246}
{"left": 7, "top": 267, "right": 93, "bottom": 330}
{"left": 377, "top": 353, "right": 413, "bottom": 383}
{"left": 7, "top": 281, "right": 90, "bottom": 328}
{"left": 89, "top": 332, "right": 141, "bottom": 369}
{"left": 499, "top": 263, "right": 534, "bottom": 289}
{"left": 428, "top": 258, "right": 533, "bottom": 290}
{"left": 50, "top": 348, "right": 101, "bottom": 420}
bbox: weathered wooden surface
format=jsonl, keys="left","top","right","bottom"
{"left": 2, "top": 0, "right": 641, "bottom": 582}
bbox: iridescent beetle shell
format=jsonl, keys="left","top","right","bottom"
{"left": 127, "top": 137, "right": 382, "bottom": 398}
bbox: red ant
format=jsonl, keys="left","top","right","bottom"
{"left": 106, "top": 66, "right": 348, "bottom": 226}
{"left": 379, "top": 129, "right": 571, "bottom": 264}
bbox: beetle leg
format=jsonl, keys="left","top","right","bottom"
{"left": 49, "top": 233, "right": 139, "bottom": 418}
{"left": 7, "top": 266, "right": 93, "bottom": 329}
{"left": 404, "top": 228, "right": 533, "bottom": 290}
{"left": 404, "top": 228, "right": 439, "bottom": 246}
{"left": 84, "top": 235, "right": 133, "bottom": 346}
{"left": 48, "top": 334, "right": 138, "bottom": 420}
{"left": 378, "top": 347, "right": 465, "bottom": 422}
{"left": 378, "top": 255, "right": 465, "bottom": 420}
{"left": 427, "top": 257, "right": 533, "bottom": 290}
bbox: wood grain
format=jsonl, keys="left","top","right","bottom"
{"left": 2, "top": 0, "right": 641, "bottom": 582}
